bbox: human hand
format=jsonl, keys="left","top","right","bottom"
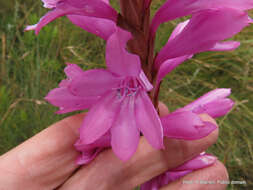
{"left": 0, "top": 104, "right": 228, "bottom": 190}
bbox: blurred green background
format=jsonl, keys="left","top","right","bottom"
{"left": 0, "top": 0, "right": 252, "bottom": 189}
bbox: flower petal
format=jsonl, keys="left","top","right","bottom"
{"left": 59, "top": 63, "right": 84, "bottom": 87}
{"left": 66, "top": 0, "right": 118, "bottom": 21}
{"left": 139, "top": 70, "right": 153, "bottom": 91}
{"left": 76, "top": 148, "right": 104, "bottom": 165}
{"left": 140, "top": 153, "right": 217, "bottom": 189}
{"left": 157, "top": 55, "right": 192, "bottom": 84}
{"left": 197, "top": 98, "right": 234, "bottom": 118}
{"left": 29, "top": 0, "right": 117, "bottom": 34}
{"left": 67, "top": 15, "right": 116, "bottom": 40}
{"left": 151, "top": 0, "right": 253, "bottom": 34}
{"left": 140, "top": 177, "right": 161, "bottom": 190}
{"left": 169, "top": 20, "right": 190, "bottom": 41}
{"left": 42, "top": 0, "right": 60, "bottom": 8}
{"left": 156, "top": 20, "right": 192, "bottom": 82}
{"left": 210, "top": 41, "right": 241, "bottom": 51}
{"left": 140, "top": 170, "right": 192, "bottom": 190}
{"left": 101, "top": 0, "right": 110, "bottom": 4}
{"left": 75, "top": 132, "right": 111, "bottom": 151}
{"left": 111, "top": 96, "right": 140, "bottom": 161}
{"left": 65, "top": 63, "right": 83, "bottom": 76}
{"left": 151, "top": 0, "right": 195, "bottom": 34}
{"left": 181, "top": 88, "right": 231, "bottom": 112}
{"left": 168, "top": 20, "right": 240, "bottom": 53}
{"left": 155, "top": 20, "right": 240, "bottom": 73}
{"left": 171, "top": 153, "right": 217, "bottom": 171}
{"left": 161, "top": 111, "right": 217, "bottom": 140}
{"left": 79, "top": 91, "right": 121, "bottom": 144}
{"left": 24, "top": 24, "right": 37, "bottom": 31}
{"left": 75, "top": 132, "right": 111, "bottom": 165}
{"left": 155, "top": 8, "right": 251, "bottom": 67}
{"left": 163, "top": 170, "right": 193, "bottom": 183}
{"left": 106, "top": 28, "right": 141, "bottom": 76}
{"left": 135, "top": 91, "right": 164, "bottom": 149}
{"left": 45, "top": 87, "right": 99, "bottom": 114}
{"left": 69, "top": 69, "right": 120, "bottom": 97}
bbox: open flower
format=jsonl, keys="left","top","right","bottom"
{"left": 74, "top": 28, "right": 164, "bottom": 161}
{"left": 156, "top": 19, "right": 241, "bottom": 85}
{"left": 154, "top": 7, "right": 252, "bottom": 67}
{"left": 151, "top": 0, "right": 253, "bottom": 35}
{"left": 45, "top": 26, "right": 229, "bottom": 162}
{"left": 25, "top": 0, "right": 117, "bottom": 40}
{"left": 46, "top": 28, "right": 164, "bottom": 161}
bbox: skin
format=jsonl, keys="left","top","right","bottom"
{"left": 0, "top": 103, "right": 228, "bottom": 190}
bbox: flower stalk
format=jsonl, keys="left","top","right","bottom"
{"left": 118, "top": 0, "right": 159, "bottom": 108}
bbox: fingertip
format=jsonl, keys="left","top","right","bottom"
{"left": 213, "top": 160, "right": 229, "bottom": 182}
{"left": 158, "top": 101, "right": 169, "bottom": 117}
{"left": 161, "top": 160, "right": 229, "bottom": 190}
{"left": 59, "top": 112, "right": 86, "bottom": 136}
{"left": 199, "top": 113, "right": 219, "bottom": 144}
{"left": 199, "top": 113, "right": 218, "bottom": 127}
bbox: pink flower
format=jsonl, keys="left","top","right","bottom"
{"left": 41, "top": 0, "right": 61, "bottom": 8}
{"left": 161, "top": 111, "right": 217, "bottom": 140}
{"left": 46, "top": 27, "right": 233, "bottom": 161}
{"left": 140, "top": 152, "right": 217, "bottom": 190}
{"left": 140, "top": 89, "right": 234, "bottom": 190}
{"left": 42, "top": 1, "right": 240, "bottom": 163}
{"left": 46, "top": 28, "right": 164, "bottom": 161}
{"left": 25, "top": 0, "right": 117, "bottom": 40}
{"left": 75, "top": 132, "right": 111, "bottom": 165}
{"left": 156, "top": 19, "right": 241, "bottom": 84}
{"left": 45, "top": 64, "right": 100, "bottom": 114}
{"left": 155, "top": 8, "right": 252, "bottom": 68}
{"left": 151, "top": 0, "right": 253, "bottom": 34}
{"left": 162, "top": 88, "right": 234, "bottom": 139}
{"left": 176, "top": 88, "right": 234, "bottom": 118}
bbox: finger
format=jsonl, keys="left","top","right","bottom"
{"left": 158, "top": 101, "right": 170, "bottom": 116}
{"left": 0, "top": 113, "right": 85, "bottom": 190}
{"left": 59, "top": 114, "right": 219, "bottom": 190}
{"left": 161, "top": 160, "right": 228, "bottom": 190}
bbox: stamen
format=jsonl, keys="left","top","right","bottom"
{"left": 114, "top": 76, "right": 148, "bottom": 99}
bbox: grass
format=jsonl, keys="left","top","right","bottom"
{"left": 0, "top": 0, "right": 253, "bottom": 189}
